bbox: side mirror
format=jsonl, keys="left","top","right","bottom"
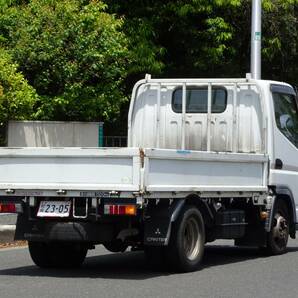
{"left": 280, "top": 114, "right": 292, "bottom": 130}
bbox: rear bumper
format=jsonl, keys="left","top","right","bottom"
{"left": 15, "top": 215, "right": 114, "bottom": 243}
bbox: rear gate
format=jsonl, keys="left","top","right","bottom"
{"left": 0, "top": 147, "right": 141, "bottom": 192}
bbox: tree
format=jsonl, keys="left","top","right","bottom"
{"left": 0, "top": 0, "right": 297, "bottom": 139}
{"left": 262, "top": 0, "right": 298, "bottom": 84}
{"left": 104, "top": 0, "right": 298, "bottom": 84}
{"left": 1, "top": 0, "right": 131, "bottom": 121}
{"left": 104, "top": 0, "right": 242, "bottom": 78}
{"left": 0, "top": 47, "right": 38, "bottom": 144}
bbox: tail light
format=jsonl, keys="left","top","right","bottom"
{"left": 0, "top": 202, "right": 23, "bottom": 213}
{"left": 104, "top": 204, "right": 136, "bottom": 216}
{"left": 0, "top": 203, "right": 17, "bottom": 213}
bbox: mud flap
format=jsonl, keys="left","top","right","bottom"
{"left": 144, "top": 199, "right": 185, "bottom": 246}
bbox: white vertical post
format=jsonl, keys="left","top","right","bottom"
{"left": 181, "top": 83, "right": 186, "bottom": 150}
{"left": 207, "top": 83, "right": 212, "bottom": 151}
{"left": 251, "top": 0, "right": 262, "bottom": 79}
{"left": 232, "top": 84, "right": 238, "bottom": 152}
{"left": 156, "top": 83, "right": 161, "bottom": 148}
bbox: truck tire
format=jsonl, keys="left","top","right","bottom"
{"left": 103, "top": 240, "right": 128, "bottom": 253}
{"left": 29, "top": 241, "right": 87, "bottom": 268}
{"left": 266, "top": 200, "right": 289, "bottom": 255}
{"left": 166, "top": 205, "right": 205, "bottom": 272}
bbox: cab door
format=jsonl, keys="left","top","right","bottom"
{"left": 270, "top": 84, "right": 298, "bottom": 222}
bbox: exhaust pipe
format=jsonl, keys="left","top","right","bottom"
{"left": 250, "top": 0, "right": 262, "bottom": 80}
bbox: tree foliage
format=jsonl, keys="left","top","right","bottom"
{"left": 262, "top": 0, "right": 298, "bottom": 83}
{"left": 1, "top": 0, "right": 130, "bottom": 121}
{"left": 0, "top": 47, "right": 38, "bottom": 144}
{"left": 0, "top": 0, "right": 297, "bottom": 138}
{"left": 0, "top": 47, "right": 37, "bottom": 123}
{"left": 104, "top": 0, "right": 298, "bottom": 83}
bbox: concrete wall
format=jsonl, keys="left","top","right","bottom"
{"left": 8, "top": 121, "right": 103, "bottom": 147}
{"left": 0, "top": 214, "right": 17, "bottom": 243}
{"left": 0, "top": 214, "right": 17, "bottom": 225}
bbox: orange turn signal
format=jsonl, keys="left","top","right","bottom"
{"left": 125, "top": 205, "right": 136, "bottom": 216}
{"left": 260, "top": 211, "right": 268, "bottom": 220}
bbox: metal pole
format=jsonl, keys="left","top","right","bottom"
{"left": 98, "top": 122, "right": 104, "bottom": 147}
{"left": 251, "top": 0, "right": 262, "bottom": 80}
{"left": 181, "top": 83, "right": 186, "bottom": 150}
{"left": 156, "top": 83, "right": 161, "bottom": 148}
{"left": 206, "top": 83, "right": 212, "bottom": 151}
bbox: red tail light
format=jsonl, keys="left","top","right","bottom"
{"left": 0, "top": 203, "right": 17, "bottom": 213}
{"left": 104, "top": 204, "right": 136, "bottom": 216}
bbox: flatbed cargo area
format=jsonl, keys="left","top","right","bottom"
{"left": 0, "top": 147, "right": 268, "bottom": 196}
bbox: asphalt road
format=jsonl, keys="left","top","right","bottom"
{"left": 0, "top": 239, "right": 298, "bottom": 298}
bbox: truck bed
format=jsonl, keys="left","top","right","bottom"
{"left": 0, "top": 147, "right": 268, "bottom": 195}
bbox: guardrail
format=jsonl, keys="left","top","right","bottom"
{"left": 104, "top": 136, "right": 127, "bottom": 147}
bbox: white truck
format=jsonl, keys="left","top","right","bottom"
{"left": 0, "top": 0, "right": 297, "bottom": 272}
{"left": 0, "top": 75, "right": 297, "bottom": 272}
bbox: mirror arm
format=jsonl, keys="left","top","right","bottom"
{"left": 294, "top": 85, "right": 298, "bottom": 108}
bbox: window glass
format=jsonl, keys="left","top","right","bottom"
{"left": 272, "top": 91, "right": 298, "bottom": 148}
{"left": 172, "top": 87, "right": 227, "bottom": 113}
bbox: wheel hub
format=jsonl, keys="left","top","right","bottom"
{"left": 183, "top": 217, "right": 200, "bottom": 261}
{"left": 272, "top": 214, "right": 289, "bottom": 246}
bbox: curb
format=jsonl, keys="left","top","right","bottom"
{"left": 0, "top": 225, "right": 16, "bottom": 243}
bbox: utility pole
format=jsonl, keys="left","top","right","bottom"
{"left": 250, "top": 0, "right": 262, "bottom": 79}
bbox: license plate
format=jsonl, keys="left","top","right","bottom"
{"left": 37, "top": 201, "right": 71, "bottom": 217}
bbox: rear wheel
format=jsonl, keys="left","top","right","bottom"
{"left": 103, "top": 240, "right": 128, "bottom": 253}
{"left": 266, "top": 200, "right": 289, "bottom": 255}
{"left": 29, "top": 241, "right": 87, "bottom": 268}
{"left": 166, "top": 205, "right": 205, "bottom": 272}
